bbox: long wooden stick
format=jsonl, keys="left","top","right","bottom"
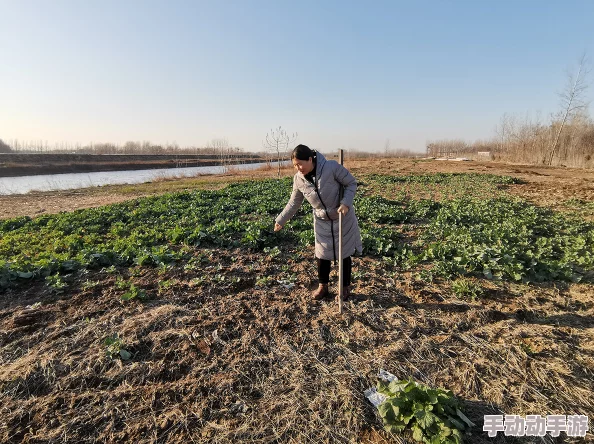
{"left": 338, "top": 149, "right": 344, "bottom": 314}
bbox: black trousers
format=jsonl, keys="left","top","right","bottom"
{"left": 317, "top": 257, "right": 352, "bottom": 286}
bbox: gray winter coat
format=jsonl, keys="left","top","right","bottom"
{"left": 275, "top": 152, "right": 363, "bottom": 260}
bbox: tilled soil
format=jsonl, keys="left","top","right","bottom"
{"left": 1, "top": 246, "right": 593, "bottom": 443}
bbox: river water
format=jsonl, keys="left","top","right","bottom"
{"left": 0, "top": 162, "right": 286, "bottom": 195}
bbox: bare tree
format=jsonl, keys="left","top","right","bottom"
{"left": 207, "top": 138, "right": 232, "bottom": 168}
{"left": 546, "top": 53, "right": 591, "bottom": 165}
{"left": 495, "top": 113, "right": 514, "bottom": 157}
{"left": 263, "top": 126, "right": 297, "bottom": 178}
{"left": 123, "top": 141, "right": 140, "bottom": 154}
{"left": 426, "top": 139, "right": 468, "bottom": 158}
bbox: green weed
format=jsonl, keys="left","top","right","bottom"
{"left": 451, "top": 278, "right": 483, "bottom": 301}
{"left": 104, "top": 335, "right": 132, "bottom": 360}
{"left": 120, "top": 284, "right": 147, "bottom": 301}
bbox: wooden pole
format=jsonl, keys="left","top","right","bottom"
{"left": 338, "top": 149, "right": 344, "bottom": 314}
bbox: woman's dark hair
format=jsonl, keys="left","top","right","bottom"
{"left": 291, "top": 144, "right": 316, "bottom": 161}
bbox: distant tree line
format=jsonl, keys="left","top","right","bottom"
{"left": 427, "top": 114, "right": 594, "bottom": 168}
{"left": 344, "top": 148, "right": 422, "bottom": 159}
{"left": 0, "top": 139, "right": 248, "bottom": 155}
{"left": 427, "top": 54, "right": 593, "bottom": 168}
{"left": 493, "top": 113, "right": 594, "bottom": 167}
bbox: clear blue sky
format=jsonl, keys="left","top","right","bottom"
{"left": 1, "top": 0, "right": 593, "bottom": 153}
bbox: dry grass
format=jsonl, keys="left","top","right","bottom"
{"left": 1, "top": 246, "right": 592, "bottom": 443}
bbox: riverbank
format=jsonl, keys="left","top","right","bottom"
{"left": 0, "top": 153, "right": 262, "bottom": 177}
{"left": 0, "top": 164, "right": 294, "bottom": 219}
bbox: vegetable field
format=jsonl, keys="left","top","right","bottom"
{"left": 2, "top": 174, "right": 592, "bottom": 289}
{"left": 1, "top": 163, "right": 593, "bottom": 443}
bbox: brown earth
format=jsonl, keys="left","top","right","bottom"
{"left": 1, "top": 158, "right": 593, "bottom": 443}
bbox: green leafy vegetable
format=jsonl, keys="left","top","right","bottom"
{"left": 376, "top": 378, "right": 474, "bottom": 444}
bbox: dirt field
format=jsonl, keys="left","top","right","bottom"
{"left": 1, "top": 158, "right": 593, "bottom": 443}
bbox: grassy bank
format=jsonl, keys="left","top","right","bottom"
{"left": 0, "top": 160, "right": 254, "bottom": 177}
